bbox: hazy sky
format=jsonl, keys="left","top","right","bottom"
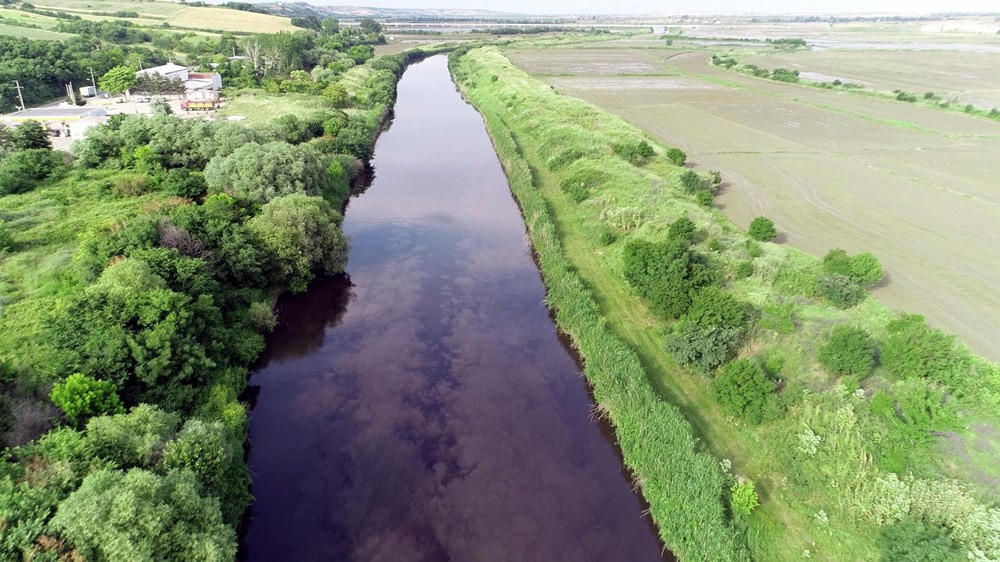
{"left": 336, "top": 0, "right": 999, "bottom": 15}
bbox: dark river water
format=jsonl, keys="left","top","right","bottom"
{"left": 240, "top": 55, "right": 666, "bottom": 562}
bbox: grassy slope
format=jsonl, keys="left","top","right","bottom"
{"left": 453, "top": 46, "right": 1000, "bottom": 561}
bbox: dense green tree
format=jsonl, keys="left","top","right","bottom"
{"left": 666, "top": 287, "right": 750, "bottom": 372}
{"left": 711, "top": 358, "right": 775, "bottom": 423}
{"left": 622, "top": 238, "right": 716, "bottom": 319}
{"left": 748, "top": 216, "right": 777, "bottom": 241}
{"left": 160, "top": 168, "right": 208, "bottom": 199}
{"left": 85, "top": 404, "right": 180, "bottom": 468}
{"left": 99, "top": 64, "right": 138, "bottom": 95}
{"left": 52, "top": 468, "right": 236, "bottom": 562}
{"left": 204, "top": 141, "right": 329, "bottom": 203}
{"left": 359, "top": 17, "right": 382, "bottom": 34}
{"left": 50, "top": 373, "right": 124, "bottom": 427}
{"left": 0, "top": 124, "right": 13, "bottom": 151}
{"left": 162, "top": 418, "right": 248, "bottom": 523}
{"left": 0, "top": 148, "right": 64, "bottom": 194}
{"left": 11, "top": 121, "right": 52, "bottom": 151}
{"left": 818, "top": 325, "right": 877, "bottom": 377}
{"left": 247, "top": 194, "right": 349, "bottom": 292}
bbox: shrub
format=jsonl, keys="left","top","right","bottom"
{"left": 246, "top": 193, "right": 349, "bottom": 292}
{"left": 711, "top": 358, "right": 775, "bottom": 423}
{"left": 248, "top": 301, "right": 277, "bottom": 332}
{"left": 679, "top": 169, "right": 702, "bottom": 192}
{"left": 0, "top": 148, "right": 64, "bottom": 194}
{"left": 819, "top": 325, "right": 877, "bottom": 377}
{"left": 823, "top": 248, "right": 884, "bottom": 286}
{"left": 666, "top": 147, "right": 687, "bottom": 166}
{"left": 748, "top": 216, "right": 777, "bottom": 241}
{"left": 666, "top": 287, "right": 750, "bottom": 372}
{"left": 50, "top": 373, "right": 124, "bottom": 427}
{"left": 598, "top": 228, "right": 617, "bottom": 246}
{"left": 729, "top": 479, "right": 760, "bottom": 517}
{"left": 51, "top": 468, "right": 236, "bottom": 561}
{"left": 877, "top": 516, "right": 965, "bottom": 562}
{"left": 881, "top": 314, "right": 960, "bottom": 383}
{"left": 695, "top": 189, "right": 713, "bottom": 207}
{"left": 160, "top": 168, "right": 207, "bottom": 199}
{"left": 612, "top": 140, "right": 654, "bottom": 164}
{"left": 735, "top": 261, "right": 754, "bottom": 279}
{"left": 622, "top": 238, "right": 716, "bottom": 319}
{"left": 819, "top": 273, "right": 866, "bottom": 308}
{"left": 667, "top": 217, "right": 697, "bottom": 244}
{"left": 11, "top": 120, "right": 51, "bottom": 150}
{"left": 204, "top": 141, "right": 329, "bottom": 203}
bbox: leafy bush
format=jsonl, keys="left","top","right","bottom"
{"left": 613, "top": 140, "right": 655, "bottom": 164}
{"left": 729, "top": 479, "right": 760, "bottom": 517}
{"left": 819, "top": 273, "right": 866, "bottom": 308}
{"left": 246, "top": 194, "right": 349, "bottom": 293}
{"left": 52, "top": 468, "right": 236, "bottom": 561}
{"left": 666, "top": 147, "right": 687, "bottom": 166}
{"left": 667, "top": 217, "right": 697, "bottom": 244}
{"left": 735, "top": 261, "right": 754, "bottom": 279}
{"left": 823, "top": 248, "right": 884, "bottom": 286}
{"left": 50, "top": 373, "right": 124, "bottom": 427}
{"left": 748, "top": 216, "right": 777, "bottom": 241}
{"left": 695, "top": 189, "right": 713, "bottom": 207}
{"left": 160, "top": 168, "right": 207, "bottom": 199}
{"left": 881, "top": 314, "right": 960, "bottom": 383}
{"left": 711, "top": 358, "right": 775, "bottom": 423}
{"left": 666, "top": 287, "right": 750, "bottom": 372}
{"left": 622, "top": 238, "right": 716, "bottom": 319}
{"left": 203, "top": 141, "right": 329, "bottom": 203}
{"left": 0, "top": 148, "right": 64, "bottom": 194}
{"left": 819, "top": 325, "right": 877, "bottom": 377}
{"left": 877, "top": 516, "right": 965, "bottom": 562}
{"left": 11, "top": 120, "right": 51, "bottom": 150}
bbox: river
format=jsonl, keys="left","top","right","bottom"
{"left": 239, "top": 55, "right": 666, "bottom": 561}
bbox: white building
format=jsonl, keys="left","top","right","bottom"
{"left": 137, "top": 62, "right": 189, "bottom": 82}
{"left": 137, "top": 63, "right": 223, "bottom": 93}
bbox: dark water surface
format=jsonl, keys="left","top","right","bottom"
{"left": 241, "top": 55, "right": 666, "bottom": 562}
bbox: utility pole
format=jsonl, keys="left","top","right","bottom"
{"left": 12, "top": 80, "right": 25, "bottom": 112}
{"left": 88, "top": 67, "right": 97, "bottom": 89}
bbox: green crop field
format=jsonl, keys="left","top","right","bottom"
{"left": 507, "top": 44, "right": 1000, "bottom": 363}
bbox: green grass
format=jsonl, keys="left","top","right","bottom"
{"left": 218, "top": 92, "right": 329, "bottom": 126}
{"left": 452, "top": 45, "right": 1000, "bottom": 561}
{"left": 0, "top": 21, "right": 73, "bottom": 39}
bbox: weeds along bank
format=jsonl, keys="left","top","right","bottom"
{"left": 0, "top": 46, "right": 443, "bottom": 560}
{"left": 451, "top": 46, "right": 1000, "bottom": 561}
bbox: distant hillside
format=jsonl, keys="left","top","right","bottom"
{"left": 248, "top": 2, "right": 522, "bottom": 20}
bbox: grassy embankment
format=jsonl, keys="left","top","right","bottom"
{"left": 452, "top": 46, "right": 1000, "bottom": 561}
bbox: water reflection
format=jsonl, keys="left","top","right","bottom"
{"left": 242, "top": 55, "right": 666, "bottom": 562}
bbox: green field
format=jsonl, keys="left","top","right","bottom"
{"left": 453, "top": 44, "right": 1000, "bottom": 561}
{"left": 507, "top": 44, "right": 1000, "bottom": 364}
{"left": 24, "top": 0, "right": 297, "bottom": 33}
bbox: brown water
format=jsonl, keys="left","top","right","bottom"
{"left": 240, "top": 56, "right": 667, "bottom": 562}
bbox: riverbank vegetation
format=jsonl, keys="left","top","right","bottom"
{"left": 452, "top": 45, "right": 1000, "bottom": 561}
{"left": 0, "top": 32, "right": 444, "bottom": 558}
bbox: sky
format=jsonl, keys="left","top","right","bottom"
{"left": 325, "top": 0, "right": 1000, "bottom": 15}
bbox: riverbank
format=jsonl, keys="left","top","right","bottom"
{"left": 451, "top": 46, "right": 1000, "bottom": 561}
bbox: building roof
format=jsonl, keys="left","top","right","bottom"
{"left": 137, "top": 62, "right": 188, "bottom": 77}
{"left": 1, "top": 107, "right": 107, "bottom": 120}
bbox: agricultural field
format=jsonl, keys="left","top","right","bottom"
{"left": 745, "top": 49, "right": 1000, "bottom": 108}
{"left": 29, "top": 0, "right": 297, "bottom": 33}
{"left": 508, "top": 43, "right": 1000, "bottom": 362}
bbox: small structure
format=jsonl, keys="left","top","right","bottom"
{"left": 186, "top": 72, "right": 223, "bottom": 92}
{"left": 182, "top": 89, "right": 220, "bottom": 111}
{"left": 137, "top": 62, "right": 190, "bottom": 82}
{"left": 68, "top": 116, "right": 107, "bottom": 139}
{"left": 79, "top": 85, "right": 97, "bottom": 98}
